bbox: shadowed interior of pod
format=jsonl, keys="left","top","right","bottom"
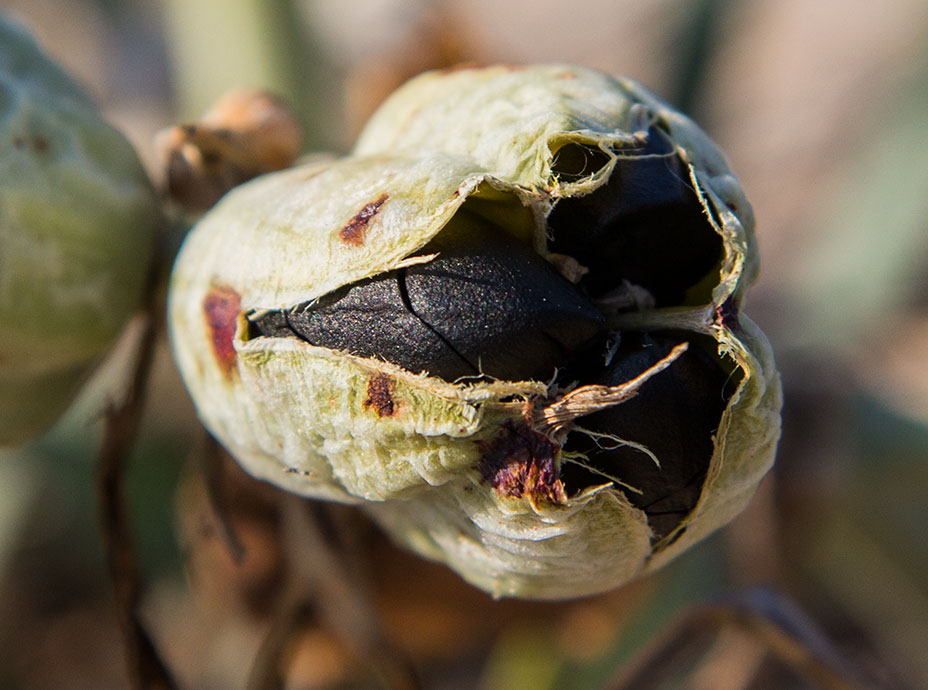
{"left": 245, "top": 128, "right": 734, "bottom": 539}
{"left": 557, "top": 331, "right": 736, "bottom": 542}
{"left": 547, "top": 122, "right": 724, "bottom": 308}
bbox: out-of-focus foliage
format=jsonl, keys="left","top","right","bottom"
{"left": 0, "top": 0, "right": 926, "bottom": 688}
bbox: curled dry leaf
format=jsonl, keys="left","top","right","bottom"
{"left": 169, "top": 65, "right": 781, "bottom": 598}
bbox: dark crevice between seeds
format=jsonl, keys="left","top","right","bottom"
{"left": 547, "top": 124, "right": 724, "bottom": 308}
{"left": 395, "top": 268, "right": 479, "bottom": 377}
{"left": 557, "top": 331, "right": 734, "bottom": 541}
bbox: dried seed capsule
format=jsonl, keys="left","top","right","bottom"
{"left": 0, "top": 17, "right": 161, "bottom": 446}
{"left": 169, "top": 65, "right": 781, "bottom": 598}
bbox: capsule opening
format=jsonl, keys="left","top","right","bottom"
{"left": 557, "top": 331, "right": 740, "bottom": 541}
{"left": 546, "top": 126, "right": 724, "bottom": 308}
{"left": 550, "top": 142, "right": 612, "bottom": 183}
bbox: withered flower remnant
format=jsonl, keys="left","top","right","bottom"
{"left": 155, "top": 89, "right": 304, "bottom": 213}
{"left": 169, "top": 65, "right": 781, "bottom": 599}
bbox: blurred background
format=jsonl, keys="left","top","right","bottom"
{"left": 1, "top": 0, "right": 927, "bottom": 688}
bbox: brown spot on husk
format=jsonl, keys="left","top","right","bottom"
{"left": 363, "top": 374, "right": 397, "bottom": 417}
{"left": 339, "top": 193, "right": 388, "bottom": 246}
{"left": 203, "top": 284, "right": 241, "bottom": 377}
{"left": 478, "top": 422, "right": 566, "bottom": 504}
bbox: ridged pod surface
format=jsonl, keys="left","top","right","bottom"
{"left": 0, "top": 17, "right": 161, "bottom": 445}
{"left": 169, "top": 65, "right": 781, "bottom": 599}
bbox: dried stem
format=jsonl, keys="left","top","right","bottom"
{"left": 96, "top": 245, "right": 180, "bottom": 690}
{"left": 200, "top": 431, "right": 247, "bottom": 562}
{"left": 246, "top": 596, "right": 312, "bottom": 690}
{"left": 246, "top": 496, "right": 421, "bottom": 690}
{"left": 606, "top": 589, "right": 879, "bottom": 690}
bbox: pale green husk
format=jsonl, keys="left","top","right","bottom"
{"left": 0, "top": 17, "right": 162, "bottom": 446}
{"left": 169, "top": 64, "right": 781, "bottom": 599}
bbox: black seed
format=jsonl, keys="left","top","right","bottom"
{"left": 559, "top": 333, "right": 729, "bottom": 541}
{"left": 547, "top": 125, "right": 723, "bottom": 306}
{"left": 250, "top": 214, "right": 604, "bottom": 381}
{"left": 265, "top": 272, "right": 472, "bottom": 375}
{"left": 401, "top": 216, "right": 604, "bottom": 380}
{"left": 246, "top": 310, "right": 289, "bottom": 338}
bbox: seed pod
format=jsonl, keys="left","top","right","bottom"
{"left": 0, "top": 17, "right": 161, "bottom": 446}
{"left": 169, "top": 65, "right": 781, "bottom": 599}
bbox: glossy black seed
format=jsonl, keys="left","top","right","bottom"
{"left": 250, "top": 216, "right": 604, "bottom": 381}
{"left": 547, "top": 124, "right": 723, "bottom": 306}
{"left": 559, "top": 333, "right": 729, "bottom": 540}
